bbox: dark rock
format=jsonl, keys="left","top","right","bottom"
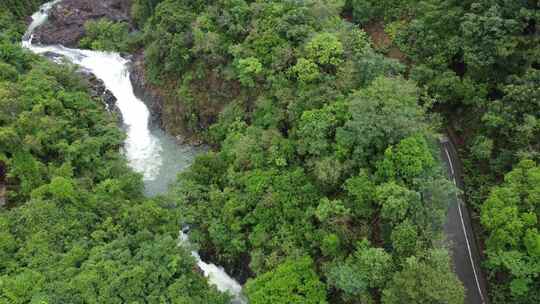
{"left": 33, "top": 0, "right": 132, "bottom": 47}
{"left": 25, "top": 15, "right": 34, "bottom": 26}
{"left": 128, "top": 52, "right": 203, "bottom": 144}
{"left": 181, "top": 225, "right": 190, "bottom": 234}
{"left": 77, "top": 68, "right": 123, "bottom": 121}
{"left": 175, "top": 135, "right": 185, "bottom": 145}
{"left": 129, "top": 51, "right": 165, "bottom": 129}
{"left": 190, "top": 139, "right": 204, "bottom": 147}
{"left": 41, "top": 51, "right": 66, "bottom": 63}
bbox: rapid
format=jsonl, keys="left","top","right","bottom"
{"left": 23, "top": 1, "right": 246, "bottom": 303}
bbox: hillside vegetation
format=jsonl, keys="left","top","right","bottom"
{"left": 353, "top": 1, "right": 540, "bottom": 302}
{"left": 0, "top": 2, "right": 230, "bottom": 303}
{"left": 128, "top": 0, "right": 469, "bottom": 303}
{"left": 129, "top": 0, "right": 539, "bottom": 303}
{"left": 1, "top": 0, "right": 538, "bottom": 303}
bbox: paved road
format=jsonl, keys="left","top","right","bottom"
{"left": 440, "top": 136, "right": 489, "bottom": 304}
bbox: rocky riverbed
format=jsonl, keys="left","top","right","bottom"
{"left": 29, "top": 0, "right": 200, "bottom": 145}
{"left": 30, "top": 0, "right": 131, "bottom": 121}
{"left": 79, "top": 68, "right": 123, "bottom": 119}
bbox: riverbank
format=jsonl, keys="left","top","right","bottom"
{"left": 30, "top": 0, "right": 208, "bottom": 146}
{"left": 21, "top": 3, "right": 246, "bottom": 300}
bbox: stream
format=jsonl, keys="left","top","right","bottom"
{"left": 23, "top": 1, "right": 245, "bottom": 303}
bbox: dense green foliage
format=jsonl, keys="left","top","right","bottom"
{"left": 133, "top": 0, "right": 405, "bottom": 137}
{"left": 130, "top": 0, "right": 465, "bottom": 302}
{"left": 4, "top": 0, "right": 537, "bottom": 303}
{"left": 0, "top": 0, "right": 45, "bottom": 41}
{"left": 79, "top": 19, "right": 132, "bottom": 53}
{"left": 481, "top": 160, "right": 540, "bottom": 301}
{"left": 245, "top": 257, "right": 327, "bottom": 304}
{"left": 347, "top": 0, "right": 540, "bottom": 303}
{"left": 382, "top": 248, "right": 465, "bottom": 304}
{"left": 0, "top": 3, "right": 230, "bottom": 303}
{"left": 347, "top": 0, "right": 414, "bottom": 26}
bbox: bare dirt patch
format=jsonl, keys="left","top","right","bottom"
{"left": 364, "top": 22, "right": 407, "bottom": 62}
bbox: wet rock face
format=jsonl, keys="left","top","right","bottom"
{"left": 33, "top": 0, "right": 132, "bottom": 47}
{"left": 129, "top": 52, "right": 165, "bottom": 128}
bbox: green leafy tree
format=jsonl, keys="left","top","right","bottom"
{"left": 337, "top": 76, "right": 427, "bottom": 167}
{"left": 376, "top": 134, "right": 436, "bottom": 184}
{"left": 297, "top": 108, "right": 338, "bottom": 157}
{"left": 245, "top": 257, "right": 328, "bottom": 304}
{"left": 327, "top": 240, "right": 393, "bottom": 299}
{"left": 143, "top": 0, "right": 196, "bottom": 82}
{"left": 382, "top": 249, "right": 465, "bottom": 304}
{"left": 348, "top": 0, "right": 415, "bottom": 25}
{"left": 306, "top": 32, "right": 344, "bottom": 67}
{"left": 235, "top": 57, "right": 263, "bottom": 87}
{"left": 344, "top": 170, "right": 376, "bottom": 218}
{"left": 481, "top": 160, "right": 540, "bottom": 298}
{"left": 460, "top": 4, "right": 524, "bottom": 82}
{"left": 391, "top": 220, "right": 420, "bottom": 257}
{"left": 291, "top": 58, "right": 320, "bottom": 84}
{"left": 79, "top": 19, "right": 131, "bottom": 52}
{"left": 376, "top": 182, "right": 421, "bottom": 224}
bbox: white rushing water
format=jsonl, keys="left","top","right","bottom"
{"left": 23, "top": 2, "right": 246, "bottom": 303}
{"left": 179, "top": 231, "right": 245, "bottom": 303}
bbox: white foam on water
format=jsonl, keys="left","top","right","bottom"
{"left": 24, "top": 2, "right": 162, "bottom": 181}
{"left": 179, "top": 231, "right": 247, "bottom": 304}
{"left": 23, "top": 2, "right": 246, "bottom": 302}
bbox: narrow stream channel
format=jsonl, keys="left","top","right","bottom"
{"left": 23, "top": 1, "right": 246, "bottom": 302}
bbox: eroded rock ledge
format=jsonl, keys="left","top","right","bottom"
{"left": 129, "top": 51, "right": 165, "bottom": 129}
{"left": 129, "top": 53, "right": 206, "bottom": 146}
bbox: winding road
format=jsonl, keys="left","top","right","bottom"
{"left": 440, "top": 136, "right": 489, "bottom": 304}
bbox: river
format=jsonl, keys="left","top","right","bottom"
{"left": 23, "top": 1, "right": 245, "bottom": 303}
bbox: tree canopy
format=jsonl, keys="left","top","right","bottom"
{"left": 5, "top": 0, "right": 537, "bottom": 302}
{"left": 0, "top": 3, "right": 231, "bottom": 302}
{"left": 135, "top": 1, "right": 465, "bottom": 303}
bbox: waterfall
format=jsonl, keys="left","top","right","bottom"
{"left": 23, "top": 2, "right": 246, "bottom": 303}
{"left": 179, "top": 230, "right": 246, "bottom": 303}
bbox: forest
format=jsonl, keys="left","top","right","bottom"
{"left": 0, "top": 2, "right": 230, "bottom": 303}
{"left": 1, "top": 0, "right": 539, "bottom": 304}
